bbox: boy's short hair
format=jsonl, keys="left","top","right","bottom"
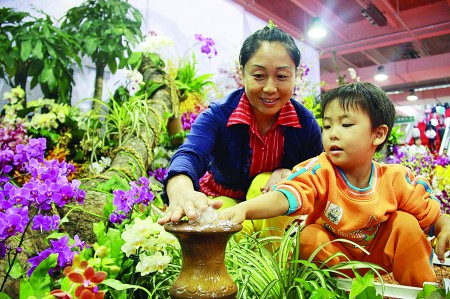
{"left": 319, "top": 82, "right": 395, "bottom": 152}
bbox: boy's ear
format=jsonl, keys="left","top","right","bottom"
{"left": 239, "top": 66, "right": 244, "bottom": 80}
{"left": 373, "top": 124, "right": 389, "bottom": 146}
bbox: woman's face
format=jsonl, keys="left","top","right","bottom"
{"left": 242, "top": 42, "right": 296, "bottom": 119}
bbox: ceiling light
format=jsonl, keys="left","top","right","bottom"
{"left": 406, "top": 89, "right": 418, "bottom": 101}
{"left": 307, "top": 17, "right": 327, "bottom": 39}
{"left": 361, "top": 3, "right": 387, "bottom": 27}
{"left": 374, "top": 65, "right": 388, "bottom": 81}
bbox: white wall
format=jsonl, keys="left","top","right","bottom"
{"left": 0, "top": 0, "right": 320, "bottom": 109}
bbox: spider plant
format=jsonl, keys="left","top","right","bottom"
{"left": 76, "top": 81, "right": 166, "bottom": 164}
{"left": 225, "top": 223, "right": 386, "bottom": 299}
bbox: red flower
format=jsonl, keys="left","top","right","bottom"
{"left": 50, "top": 289, "right": 72, "bottom": 299}
{"left": 76, "top": 287, "right": 106, "bottom": 299}
{"left": 63, "top": 254, "right": 88, "bottom": 277}
{"left": 68, "top": 267, "right": 107, "bottom": 299}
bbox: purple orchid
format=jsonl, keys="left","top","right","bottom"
{"left": 194, "top": 34, "right": 217, "bottom": 58}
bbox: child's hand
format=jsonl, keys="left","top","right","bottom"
{"left": 433, "top": 215, "right": 450, "bottom": 263}
{"left": 219, "top": 206, "right": 246, "bottom": 224}
{"left": 433, "top": 232, "right": 450, "bottom": 263}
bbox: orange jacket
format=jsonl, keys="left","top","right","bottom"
{"left": 275, "top": 152, "right": 441, "bottom": 247}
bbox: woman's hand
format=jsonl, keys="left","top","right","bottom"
{"left": 157, "top": 175, "right": 223, "bottom": 225}
{"left": 260, "top": 168, "right": 292, "bottom": 193}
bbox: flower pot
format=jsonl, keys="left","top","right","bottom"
{"left": 164, "top": 221, "right": 242, "bottom": 299}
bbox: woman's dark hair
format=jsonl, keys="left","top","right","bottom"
{"left": 239, "top": 26, "right": 301, "bottom": 69}
{"left": 319, "top": 82, "right": 396, "bottom": 152}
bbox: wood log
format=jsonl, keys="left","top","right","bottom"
{"left": 62, "top": 53, "right": 175, "bottom": 242}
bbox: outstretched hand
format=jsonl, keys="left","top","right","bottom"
{"left": 219, "top": 205, "right": 246, "bottom": 224}
{"left": 157, "top": 189, "right": 223, "bottom": 225}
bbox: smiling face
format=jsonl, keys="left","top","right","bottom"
{"left": 241, "top": 42, "right": 296, "bottom": 120}
{"left": 322, "top": 99, "right": 388, "bottom": 173}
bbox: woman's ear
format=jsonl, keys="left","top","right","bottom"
{"left": 239, "top": 66, "right": 244, "bottom": 81}
{"left": 373, "top": 124, "right": 389, "bottom": 146}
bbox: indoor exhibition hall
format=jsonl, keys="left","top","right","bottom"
{"left": 0, "top": 1, "right": 449, "bottom": 298}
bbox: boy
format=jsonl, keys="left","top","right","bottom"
{"left": 220, "top": 82, "right": 450, "bottom": 287}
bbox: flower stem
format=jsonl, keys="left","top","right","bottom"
{"left": 64, "top": 204, "right": 107, "bottom": 220}
{"left": 0, "top": 208, "right": 38, "bottom": 292}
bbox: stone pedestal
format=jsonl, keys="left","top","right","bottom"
{"left": 164, "top": 221, "right": 242, "bottom": 299}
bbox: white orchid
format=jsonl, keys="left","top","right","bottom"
{"left": 120, "top": 216, "right": 179, "bottom": 275}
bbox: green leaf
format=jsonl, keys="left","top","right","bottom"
{"left": 0, "top": 292, "right": 12, "bottom": 299}
{"left": 32, "top": 40, "right": 44, "bottom": 60}
{"left": 352, "top": 286, "right": 382, "bottom": 298}
{"left": 60, "top": 215, "right": 70, "bottom": 224}
{"left": 93, "top": 221, "right": 107, "bottom": 240}
{"left": 85, "top": 38, "right": 98, "bottom": 55}
{"left": 416, "top": 284, "right": 441, "bottom": 299}
{"left": 39, "top": 67, "right": 53, "bottom": 83}
{"left": 127, "top": 52, "right": 142, "bottom": 67}
{"left": 45, "top": 44, "right": 57, "bottom": 59}
{"left": 8, "top": 259, "right": 24, "bottom": 279}
{"left": 45, "top": 232, "right": 68, "bottom": 241}
{"left": 107, "top": 55, "right": 118, "bottom": 74}
{"left": 16, "top": 106, "right": 35, "bottom": 118}
{"left": 102, "top": 279, "right": 152, "bottom": 297}
{"left": 28, "top": 253, "right": 57, "bottom": 298}
{"left": 103, "top": 279, "right": 133, "bottom": 291}
{"left": 96, "top": 175, "right": 131, "bottom": 192}
{"left": 20, "top": 39, "right": 32, "bottom": 61}
{"left": 19, "top": 279, "right": 35, "bottom": 299}
{"left": 348, "top": 270, "right": 383, "bottom": 299}
{"left": 309, "top": 288, "right": 336, "bottom": 299}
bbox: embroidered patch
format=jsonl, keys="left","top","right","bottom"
{"left": 325, "top": 202, "right": 343, "bottom": 225}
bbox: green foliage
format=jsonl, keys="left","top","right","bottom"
{"left": 225, "top": 224, "right": 387, "bottom": 299}
{"left": 77, "top": 87, "right": 165, "bottom": 163}
{"left": 16, "top": 253, "right": 77, "bottom": 299}
{"left": 1, "top": 87, "right": 87, "bottom": 163}
{"left": 303, "top": 95, "right": 322, "bottom": 126}
{"left": 417, "top": 283, "right": 450, "bottom": 299}
{"left": 348, "top": 271, "right": 382, "bottom": 299}
{"left": 0, "top": 7, "right": 82, "bottom": 104}
{"left": 60, "top": 0, "right": 143, "bottom": 100}
{"left": 388, "top": 125, "right": 405, "bottom": 146}
{"left": 21, "top": 254, "right": 58, "bottom": 298}
{"left": 175, "top": 53, "right": 214, "bottom": 101}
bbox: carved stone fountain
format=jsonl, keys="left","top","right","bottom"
{"left": 164, "top": 220, "right": 242, "bottom": 299}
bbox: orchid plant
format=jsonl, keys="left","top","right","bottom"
{"left": 125, "top": 31, "right": 216, "bottom": 118}
{"left": 0, "top": 134, "right": 179, "bottom": 298}
{"left": 385, "top": 146, "right": 450, "bottom": 214}
{"left": 0, "top": 137, "right": 87, "bottom": 297}
{"left": 1, "top": 87, "right": 87, "bottom": 171}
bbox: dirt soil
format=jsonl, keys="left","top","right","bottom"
{"left": 377, "top": 265, "right": 449, "bottom": 288}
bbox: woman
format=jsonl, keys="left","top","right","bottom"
{"left": 158, "top": 24, "right": 323, "bottom": 239}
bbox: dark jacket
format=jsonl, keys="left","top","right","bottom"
{"left": 165, "top": 88, "right": 323, "bottom": 195}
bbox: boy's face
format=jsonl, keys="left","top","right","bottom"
{"left": 242, "top": 42, "right": 296, "bottom": 120}
{"left": 322, "top": 99, "right": 385, "bottom": 172}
